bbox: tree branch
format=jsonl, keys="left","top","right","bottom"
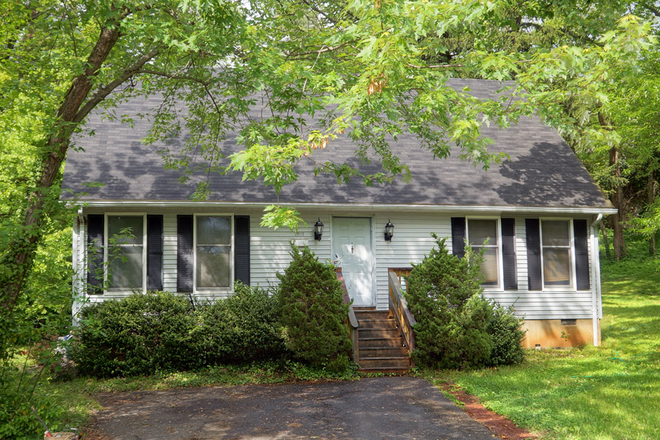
{"left": 641, "top": 2, "right": 660, "bottom": 18}
{"left": 285, "top": 41, "right": 356, "bottom": 59}
{"left": 74, "top": 46, "right": 162, "bottom": 123}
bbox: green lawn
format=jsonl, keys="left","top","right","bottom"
{"left": 434, "top": 256, "right": 660, "bottom": 440}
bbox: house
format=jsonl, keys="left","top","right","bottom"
{"left": 62, "top": 79, "right": 615, "bottom": 354}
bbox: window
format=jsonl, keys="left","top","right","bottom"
{"left": 541, "top": 220, "right": 572, "bottom": 287}
{"left": 106, "top": 215, "right": 146, "bottom": 290}
{"left": 467, "top": 218, "right": 500, "bottom": 287}
{"left": 195, "top": 215, "right": 232, "bottom": 289}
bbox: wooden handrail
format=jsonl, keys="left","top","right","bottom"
{"left": 388, "top": 270, "right": 416, "bottom": 355}
{"left": 336, "top": 268, "right": 359, "bottom": 362}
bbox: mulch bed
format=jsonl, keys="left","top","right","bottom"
{"left": 437, "top": 382, "right": 538, "bottom": 440}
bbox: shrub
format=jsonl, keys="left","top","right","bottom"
{"left": 486, "top": 302, "right": 526, "bottom": 367}
{"left": 197, "top": 282, "right": 286, "bottom": 364}
{"left": 277, "top": 245, "right": 352, "bottom": 372}
{"left": 406, "top": 235, "right": 525, "bottom": 369}
{"left": 71, "top": 291, "right": 199, "bottom": 377}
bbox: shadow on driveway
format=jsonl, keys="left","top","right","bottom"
{"left": 87, "top": 377, "right": 497, "bottom": 439}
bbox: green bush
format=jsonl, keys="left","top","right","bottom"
{"left": 197, "top": 282, "right": 286, "bottom": 364}
{"left": 486, "top": 302, "right": 526, "bottom": 367}
{"left": 405, "top": 235, "right": 525, "bottom": 369}
{"left": 71, "top": 291, "right": 199, "bottom": 377}
{"left": 277, "top": 245, "right": 352, "bottom": 372}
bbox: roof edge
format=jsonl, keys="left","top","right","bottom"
{"left": 70, "top": 200, "right": 617, "bottom": 215}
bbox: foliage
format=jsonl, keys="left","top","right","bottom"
{"left": 406, "top": 235, "right": 524, "bottom": 369}
{"left": 486, "top": 304, "right": 526, "bottom": 367}
{"left": 196, "top": 282, "right": 287, "bottom": 365}
{"left": 437, "top": 251, "right": 660, "bottom": 440}
{"left": 277, "top": 245, "right": 352, "bottom": 372}
{"left": 71, "top": 291, "right": 199, "bottom": 377}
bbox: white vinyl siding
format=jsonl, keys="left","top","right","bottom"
{"left": 250, "top": 213, "right": 332, "bottom": 288}
{"left": 75, "top": 208, "right": 598, "bottom": 321}
{"left": 163, "top": 214, "right": 178, "bottom": 292}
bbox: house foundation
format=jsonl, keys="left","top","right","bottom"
{"left": 522, "top": 318, "right": 600, "bottom": 348}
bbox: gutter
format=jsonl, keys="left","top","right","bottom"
{"left": 590, "top": 213, "right": 604, "bottom": 346}
{"left": 70, "top": 200, "right": 618, "bottom": 216}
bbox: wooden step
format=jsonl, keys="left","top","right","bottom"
{"left": 358, "top": 337, "right": 405, "bottom": 348}
{"left": 354, "top": 310, "right": 390, "bottom": 320}
{"left": 358, "top": 319, "right": 398, "bottom": 329}
{"left": 358, "top": 357, "right": 411, "bottom": 370}
{"left": 358, "top": 328, "right": 401, "bottom": 339}
{"left": 359, "top": 347, "right": 408, "bottom": 358}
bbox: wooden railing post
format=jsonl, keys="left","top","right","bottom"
{"left": 336, "top": 268, "right": 359, "bottom": 363}
{"left": 388, "top": 269, "right": 416, "bottom": 358}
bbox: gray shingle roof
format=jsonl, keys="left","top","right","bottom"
{"left": 62, "top": 79, "right": 611, "bottom": 209}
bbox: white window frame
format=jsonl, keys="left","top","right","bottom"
{"left": 104, "top": 213, "right": 147, "bottom": 292}
{"left": 539, "top": 218, "right": 575, "bottom": 290}
{"left": 465, "top": 217, "right": 503, "bottom": 290}
{"left": 193, "top": 213, "right": 234, "bottom": 293}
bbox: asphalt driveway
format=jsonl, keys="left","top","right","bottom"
{"left": 87, "top": 377, "right": 497, "bottom": 440}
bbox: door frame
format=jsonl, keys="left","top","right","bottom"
{"left": 331, "top": 216, "right": 376, "bottom": 307}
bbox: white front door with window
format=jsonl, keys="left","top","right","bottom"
{"left": 333, "top": 217, "right": 374, "bottom": 307}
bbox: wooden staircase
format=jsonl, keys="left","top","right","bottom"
{"left": 354, "top": 308, "right": 411, "bottom": 372}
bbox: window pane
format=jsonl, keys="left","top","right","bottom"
{"left": 543, "top": 248, "right": 571, "bottom": 286}
{"left": 108, "top": 216, "right": 143, "bottom": 244}
{"left": 479, "top": 247, "right": 499, "bottom": 286}
{"left": 197, "top": 216, "right": 230, "bottom": 245}
{"left": 469, "top": 220, "right": 498, "bottom": 246}
{"left": 542, "top": 221, "right": 569, "bottom": 247}
{"left": 197, "top": 246, "right": 230, "bottom": 288}
{"left": 108, "top": 246, "right": 143, "bottom": 289}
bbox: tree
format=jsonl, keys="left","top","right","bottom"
{"left": 0, "top": 0, "right": 243, "bottom": 361}
{"left": 1, "top": 0, "right": 654, "bottom": 363}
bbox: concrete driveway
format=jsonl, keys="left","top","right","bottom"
{"left": 87, "top": 377, "right": 497, "bottom": 440}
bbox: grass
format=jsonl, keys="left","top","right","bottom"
{"left": 429, "top": 250, "right": 660, "bottom": 440}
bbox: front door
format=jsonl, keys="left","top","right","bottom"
{"left": 333, "top": 217, "right": 374, "bottom": 307}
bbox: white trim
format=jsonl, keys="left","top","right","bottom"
{"left": 104, "top": 213, "right": 147, "bottom": 293}
{"left": 76, "top": 200, "right": 617, "bottom": 215}
{"left": 590, "top": 214, "right": 603, "bottom": 346}
{"left": 539, "top": 218, "right": 575, "bottom": 291}
{"left": 466, "top": 217, "right": 503, "bottom": 290}
{"left": 193, "top": 213, "right": 234, "bottom": 294}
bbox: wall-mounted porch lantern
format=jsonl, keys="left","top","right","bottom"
{"left": 384, "top": 219, "right": 394, "bottom": 241}
{"left": 314, "top": 218, "right": 324, "bottom": 241}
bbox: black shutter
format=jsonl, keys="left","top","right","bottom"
{"left": 574, "top": 219, "right": 591, "bottom": 291}
{"left": 526, "top": 219, "right": 542, "bottom": 291}
{"left": 451, "top": 217, "right": 466, "bottom": 259}
{"left": 177, "top": 215, "right": 194, "bottom": 292}
{"left": 501, "top": 218, "right": 518, "bottom": 290}
{"left": 234, "top": 216, "right": 250, "bottom": 286}
{"left": 87, "top": 214, "right": 104, "bottom": 294}
{"left": 147, "top": 215, "right": 164, "bottom": 291}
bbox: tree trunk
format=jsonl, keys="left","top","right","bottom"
{"left": 0, "top": 27, "right": 121, "bottom": 344}
{"left": 609, "top": 146, "right": 626, "bottom": 260}
{"left": 600, "top": 220, "right": 612, "bottom": 261}
{"left": 648, "top": 172, "right": 657, "bottom": 256}
{"left": 599, "top": 111, "right": 626, "bottom": 261}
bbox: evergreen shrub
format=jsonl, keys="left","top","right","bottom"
{"left": 405, "top": 235, "right": 525, "bottom": 369}
{"left": 197, "top": 282, "right": 286, "bottom": 364}
{"left": 277, "top": 245, "right": 352, "bottom": 372}
{"left": 486, "top": 302, "right": 526, "bottom": 367}
{"left": 71, "top": 291, "right": 199, "bottom": 377}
